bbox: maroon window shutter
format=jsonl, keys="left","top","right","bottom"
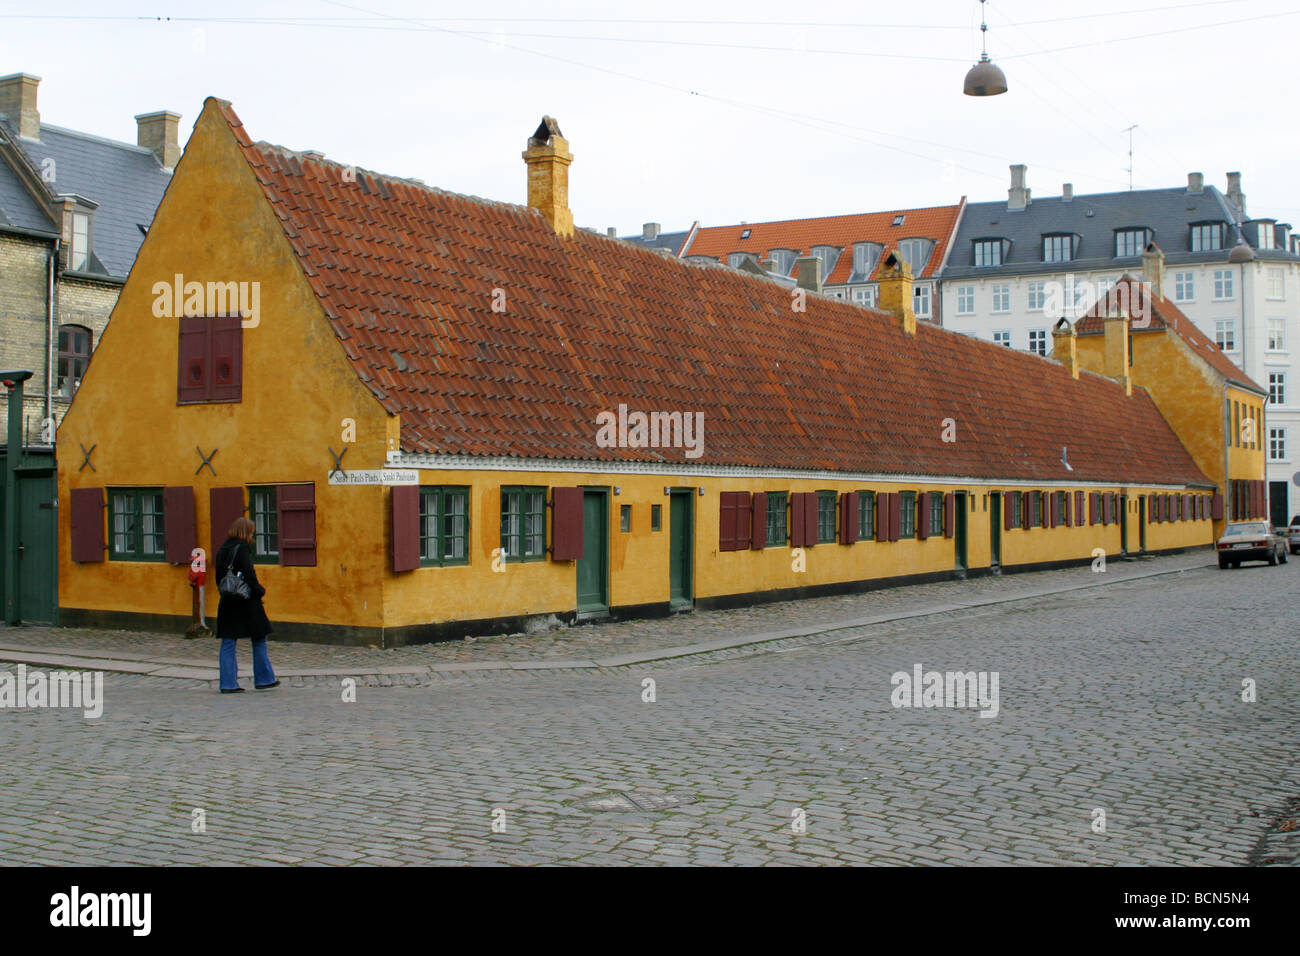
{"left": 69, "top": 487, "right": 105, "bottom": 563}
{"left": 1063, "top": 492, "right": 1072, "bottom": 527}
{"left": 889, "top": 492, "right": 901, "bottom": 542}
{"left": 1074, "top": 491, "right": 1084, "bottom": 524}
{"left": 1089, "top": 493, "right": 1098, "bottom": 526}
{"left": 944, "top": 493, "right": 955, "bottom": 538}
{"left": 163, "top": 486, "right": 196, "bottom": 565}
{"left": 1212, "top": 492, "right": 1224, "bottom": 520}
{"left": 804, "top": 493, "right": 819, "bottom": 546}
{"left": 875, "top": 493, "right": 888, "bottom": 543}
{"left": 178, "top": 316, "right": 209, "bottom": 403}
{"left": 718, "top": 492, "right": 736, "bottom": 551}
{"left": 1048, "top": 493, "right": 1056, "bottom": 529}
{"left": 391, "top": 485, "right": 419, "bottom": 572}
{"left": 551, "top": 487, "right": 584, "bottom": 560}
{"left": 1004, "top": 494, "right": 1014, "bottom": 531}
{"left": 1022, "top": 493, "right": 1032, "bottom": 530}
{"left": 210, "top": 316, "right": 243, "bottom": 402}
{"left": 841, "top": 491, "right": 858, "bottom": 545}
{"left": 751, "top": 492, "right": 767, "bottom": 550}
{"left": 1104, "top": 493, "right": 1113, "bottom": 525}
{"left": 790, "top": 492, "right": 807, "bottom": 548}
{"left": 277, "top": 483, "right": 317, "bottom": 567}
{"left": 209, "top": 486, "right": 245, "bottom": 560}
{"left": 917, "top": 492, "right": 931, "bottom": 540}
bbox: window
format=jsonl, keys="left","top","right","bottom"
{"left": 1257, "top": 222, "right": 1275, "bottom": 250}
{"left": 501, "top": 486, "right": 546, "bottom": 560}
{"left": 992, "top": 284, "right": 1011, "bottom": 313}
{"left": 817, "top": 491, "right": 837, "bottom": 544}
{"left": 1190, "top": 222, "right": 1224, "bottom": 252}
{"left": 1268, "top": 317, "right": 1286, "bottom": 351}
{"left": 1028, "top": 329, "right": 1047, "bottom": 356}
{"left": 70, "top": 212, "right": 91, "bottom": 271}
{"left": 993, "top": 330, "right": 1012, "bottom": 348}
{"left": 1114, "top": 228, "right": 1149, "bottom": 257}
{"left": 740, "top": 229, "right": 751, "bottom": 239}
{"left": 1027, "top": 281, "right": 1046, "bottom": 312}
{"left": 619, "top": 504, "right": 631, "bottom": 533}
{"left": 1270, "top": 427, "right": 1287, "bottom": 461}
{"left": 899, "top": 492, "right": 917, "bottom": 538}
{"left": 929, "top": 493, "right": 943, "bottom": 536}
{"left": 768, "top": 249, "right": 797, "bottom": 275}
{"left": 57, "top": 325, "right": 91, "bottom": 398}
{"left": 851, "top": 242, "right": 883, "bottom": 281}
{"left": 811, "top": 245, "right": 842, "bottom": 279}
{"left": 914, "top": 284, "right": 931, "bottom": 317}
{"left": 1174, "top": 271, "right": 1194, "bottom": 302}
{"left": 858, "top": 491, "right": 875, "bottom": 539}
{"left": 897, "top": 238, "right": 933, "bottom": 275}
{"left": 1029, "top": 491, "right": 1042, "bottom": 528}
{"left": 1214, "top": 270, "right": 1234, "bottom": 299}
{"left": 1269, "top": 372, "right": 1286, "bottom": 406}
{"left": 1268, "top": 268, "right": 1285, "bottom": 300}
{"left": 853, "top": 285, "right": 878, "bottom": 307}
{"left": 728, "top": 252, "right": 756, "bottom": 269}
{"left": 651, "top": 504, "right": 662, "bottom": 531}
{"left": 973, "top": 239, "right": 1006, "bottom": 268}
{"left": 1232, "top": 400, "right": 1240, "bottom": 447}
{"left": 1010, "top": 491, "right": 1023, "bottom": 527}
{"left": 1215, "top": 320, "right": 1236, "bottom": 351}
{"left": 177, "top": 316, "right": 242, "bottom": 404}
{"left": 1043, "top": 234, "right": 1074, "bottom": 263}
{"left": 249, "top": 486, "right": 279, "bottom": 563}
{"left": 766, "top": 492, "right": 787, "bottom": 547}
{"left": 109, "top": 488, "right": 165, "bottom": 560}
{"left": 1054, "top": 491, "right": 1067, "bottom": 525}
{"left": 955, "top": 286, "right": 975, "bottom": 315}
{"left": 419, "top": 486, "right": 469, "bottom": 566}
{"left": 892, "top": 214, "right": 905, "bottom": 226}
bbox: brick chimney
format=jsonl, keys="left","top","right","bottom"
{"left": 1008, "top": 163, "right": 1030, "bottom": 211}
{"left": 794, "top": 255, "right": 823, "bottom": 294}
{"left": 0, "top": 73, "right": 41, "bottom": 140}
{"left": 135, "top": 110, "right": 181, "bottom": 170}
{"left": 1226, "top": 171, "right": 1246, "bottom": 216}
{"left": 522, "top": 116, "right": 574, "bottom": 238}
{"left": 642, "top": 222, "right": 660, "bottom": 241}
{"left": 1062, "top": 183, "right": 1073, "bottom": 203}
{"left": 1141, "top": 241, "right": 1165, "bottom": 301}
{"left": 877, "top": 252, "right": 916, "bottom": 336}
{"left": 1102, "top": 314, "right": 1132, "bottom": 396}
{"left": 1187, "top": 171, "right": 1204, "bottom": 194}
{"left": 1052, "top": 319, "right": 1079, "bottom": 379}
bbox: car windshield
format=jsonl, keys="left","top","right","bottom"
{"left": 1224, "top": 522, "right": 1269, "bottom": 536}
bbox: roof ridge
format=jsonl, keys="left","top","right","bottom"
{"left": 34, "top": 122, "right": 159, "bottom": 157}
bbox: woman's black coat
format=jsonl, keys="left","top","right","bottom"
{"left": 214, "top": 537, "right": 272, "bottom": 640}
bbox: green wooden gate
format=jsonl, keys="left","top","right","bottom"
{"left": 0, "top": 448, "right": 58, "bottom": 624}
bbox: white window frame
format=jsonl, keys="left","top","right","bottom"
{"left": 1267, "top": 317, "right": 1286, "bottom": 352}
{"left": 1215, "top": 319, "right": 1237, "bottom": 352}
{"left": 1267, "top": 267, "right": 1285, "bottom": 300}
{"left": 1214, "top": 269, "right": 1234, "bottom": 300}
{"left": 1027, "top": 281, "right": 1046, "bottom": 312}
{"left": 1028, "top": 329, "right": 1047, "bottom": 356}
{"left": 993, "top": 330, "right": 1012, "bottom": 348}
{"left": 1269, "top": 426, "right": 1288, "bottom": 462}
{"left": 70, "top": 212, "right": 91, "bottom": 271}
{"left": 913, "top": 284, "right": 931, "bottom": 317}
{"left": 955, "top": 286, "right": 975, "bottom": 315}
{"left": 991, "top": 283, "right": 1011, "bottom": 314}
{"left": 1174, "top": 271, "right": 1194, "bottom": 302}
{"left": 1269, "top": 371, "right": 1286, "bottom": 406}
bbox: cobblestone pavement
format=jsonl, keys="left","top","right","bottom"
{"left": 1, "top": 550, "right": 1297, "bottom": 866}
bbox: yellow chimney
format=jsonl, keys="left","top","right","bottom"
{"left": 877, "top": 252, "right": 916, "bottom": 336}
{"left": 1102, "top": 314, "right": 1132, "bottom": 396}
{"left": 1142, "top": 241, "right": 1165, "bottom": 302}
{"left": 1052, "top": 319, "right": 1079, "bottom": 379}
{"left": 522, "top": 116, "right": 574, "bottom": 238}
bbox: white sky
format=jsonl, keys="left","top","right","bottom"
{"left": 6, "top": 0, "right": 1300, "bottom": 233}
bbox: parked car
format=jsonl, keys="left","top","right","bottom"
{"left": 1216, "top": 521, "right": 1289, "bottom": 568}
{"left": 1286, "top": 514, "right": 1300, "bottom": 554}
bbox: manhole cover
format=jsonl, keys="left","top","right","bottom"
{"left": 572, "top": 791, "right": 696, "bottom": 812}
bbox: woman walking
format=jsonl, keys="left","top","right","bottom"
{"left": 215, "top": 517, "right": 278, "bottom": 693}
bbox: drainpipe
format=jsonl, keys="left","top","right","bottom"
{"left": 44, "top": 238, "right": 59, "bottom": 442}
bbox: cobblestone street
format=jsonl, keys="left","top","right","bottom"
{"left": 1, "top": 552, "right": 1297, "bottom": 866}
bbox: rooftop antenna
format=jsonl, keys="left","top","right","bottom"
{"left": 1122, "top": 124, "right": 1138, "bottom": 191}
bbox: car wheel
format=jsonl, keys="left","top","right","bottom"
{"left": 1219, "top": 556, "right": 1229, "bottom": 569}
{"left": 1232, "top": 560, "right": 1241, "bottom": 568}
{"left": 1282, "top": 549, "right": 1289, "bottom": 564}
{"left": 1268, "top": 549, "right": 1278, "bottom": 566}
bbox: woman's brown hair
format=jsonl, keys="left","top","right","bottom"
{"left": 228, "top": 516, "right": 255, "bottom": 545}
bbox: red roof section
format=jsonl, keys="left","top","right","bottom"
{"left": 684, "top": 204, "right": 964, "bottom": 284}
{"left": 1075, "top": 277, "right": 1265, "bottom": 393}
{"left": 216, "top": 102, "right": 1207, "bottom": 486}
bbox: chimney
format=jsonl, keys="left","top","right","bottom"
{"left": 0, "top": 73, "right": 41, "bottom": 140}
{"left": 135, "top": 111, "right": 181, "bottom": 170}
{"left": 642, "top": 222, "right": 660, "bottom": 241}
{"left": 794, "top": 256, "right": 823, "bottom": 295}
{"left": 1052, "top": 319, "right": 1079, "bottom": 379}
{"left": 1062, "top": 183, "right": 1073, "bottom": 203}
{"left": 1102, "top": 314, "right": 1132, "bottom": 396}
{"left": 1141, "top": 242, "right": 1165, "bottom": 301}
{"left": 606, "top": 227, "right": 617, "bottom": 238}
{"left": 877, "top": 252, "right": 916, "bottom": 336}
{"left": 1226, "top": 171, "right": 1246, "bottom": 216}
{"left": 1187, "top": 171, "right": 1204, "bottom": 193}
{"left": 1008, "top": 163, "right": 1031, "bottom": 211}
{"left": 522, "top": 116, "right": 574, "bottom": 238}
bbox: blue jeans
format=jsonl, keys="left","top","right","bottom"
{"left": 219, "top": 638, "right": 276, "bottom": 690}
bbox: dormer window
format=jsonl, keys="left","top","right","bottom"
{"left": 972, "top": 238, "right": 1009, "bottom": 267}
{"left": 1042, "top": 233, "right": 1076, "bottom": 263}
{"left": 1114, "top": 228, "right": 1150, "bottom": 258}
{"left": 70, "top": 212, "right": 91, "bottom": 271}
{"left": 1255, "top": 220, "right": 1276, "bottom": 250}
{"left": 1190, "top": 221, "right": 1224, "bottom": 252}
{"left": 1277, "top": 223, "right": 1291, "bottom": 249}
{"left": 851, "top": 242, "right": 883, "bottom": 281}
{"left": 810, "top": 244, "right": 842, "bottom": 279}
{"left": 897, "top": 237, "right": 933, "bottom": 275}
{"left": 891, "top": 215, "right": 905, "bottom": 226}
{"left": 767, "top": 248, "right": 797, "bottom": 275}
{"left": 727, "top": 251, "right": 757, "bottom": 268}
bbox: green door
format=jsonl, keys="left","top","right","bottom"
{"left": 1119, "top": 494, "right": 1129, "bottom": 554}
{"left": 954, "top": 492, "right": 968, "bottom": 573}
{"left": 1138, "top": 495, "right": 1147, "bottom": 552}
{"left": 989, "top": 493, "right": 1002, "bottom": 571}
{"left": 17, "top": 472, "right": 57, "bottom": 623}
{"left": 576, "top": 489, "right": 608, "bottom": 617}
{"left": 669, "top": 491, "right": 693, "bottom": 609}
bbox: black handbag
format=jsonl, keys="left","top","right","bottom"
{"left": 218, "top": 544, "right": 252, "bottom": 599}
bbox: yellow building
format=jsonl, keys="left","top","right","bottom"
{"left": 56, "top": 100, "right": 1221, "bottom": 645}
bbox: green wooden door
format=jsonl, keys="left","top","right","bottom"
{"left": 989, "top": 493, "right": 1002, "bottom": 570}
{"left": 576, "top": 489, "right": 608, "bottom": 617}
{"left": 669, "top": 491, "right": 693, "bottom": 608}
{"left": 954, "top": 492, "right": 968, "bottom": 572}
{"left": 17, "top": 472, "right": 57, "bottom": 623}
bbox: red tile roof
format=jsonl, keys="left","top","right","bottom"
{"left": 1075, "top": 277, "right": 1265, "bottom": 394}
{"left": 684, "top": 204, "right": 965, "bottom": 284}
{"left": 216, "top": 102, "right": 1208, "bottom": 486}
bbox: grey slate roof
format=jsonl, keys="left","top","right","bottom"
{"left": 0, "top": 115, "right": 171, "bottom": 278}
{"left": 620, "top": 228, "right": 691, "bottom": 255}
{"left": 942, "top": 185, "right": 1300, "bottom": 279}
